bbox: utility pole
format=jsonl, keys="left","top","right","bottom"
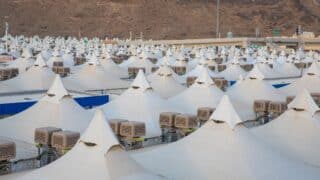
{"left": 5, "top": 22, "right": 9, "bottom": 52}
{"left": 216, "top": 0, "right": 220, "bottom": 38}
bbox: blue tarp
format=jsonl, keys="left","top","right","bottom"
{"left": 229, "top": 81, "right": 290, "bottom": 89}
{"left": 0, "top": 95, "right": 109, "bottom": 116}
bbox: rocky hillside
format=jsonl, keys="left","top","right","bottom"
{"left": 0, "top": 0, "right": 319, "bottom": 39}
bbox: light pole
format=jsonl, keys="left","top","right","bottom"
{"left": 216, "top": 0, "right": 220, "bottom": 38}
{"left": 5, "top": 21, "right": 8, "bottom": 52}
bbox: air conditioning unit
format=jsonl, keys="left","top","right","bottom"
{"left": 159, "top": 112, "right": 180, "bottom": 127}
{"left": 268, "top": 101, "right": 287, "bottom": 114}
{"left": 253, "top": 100, "right": 271, "bottom": 113}
{"left": 120, "top": 121, "right": 146, "bottom": 138}
{"left": 186, "top": 76, "right": 197, "bottom": 87}
{"left": 11, "top": 68, "right": 19, "bottom": 77}
{"left": 217, "top": 64, "right": 227, "bottom": 72}
{"left": 151, "top": 66, "right": 159, "bottom": 73}
{"left": 0, "top": 139, "right": 15, "bottom": 175}
{"left": 208, "top": 65, "right": 216, "bottom": 71}
{"left": 0, "top": 139, "right": 15, "bottom": 162}
{"left": 34, "top": 127, "right": 62, "bottom": 146}
{"left": 174, "top": 114, "right": 198, "bottom": 129}
{"left": 57, "top": 67, "right": 71, "bottom": 77}
{"left": 240, "top": 64, "right": 254, "bottom": 71}
{"left": 74, "top": 57, "right": 86, "bottom": 65}
{"left": 213, "top": 78, "right": 228, "bottom": 90}
{"left": 214, "top": 57, "right": 223, "bottom": 64}
{"left": 53, "top": 61, "right": 63, "bottom": 67}
{"left": 197, "top": 107, "right": 215, "bottom": 122}
{"left": 172, "top": 66, "right": 186, "bottom": 75}
{"left": 109, "top": 119, "right": 129, "bottom": 135}
{"left": 51, "top": 131, "right": 80, "bottom": 152}
{"left": 52, "top": 66, "right": 59, "bottom": 73}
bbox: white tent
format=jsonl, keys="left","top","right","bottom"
{"left": 124, "top": 52, "right": 156, "bottom": 75}
{"left": 273, "top": 62, "right": 301, "bottom": 77}
{"left": 100, "top": 57, "right": 128, "bottom": 78}
{"left": 227, "top": 69, "right": 285, "bottom": 120}
{"left": 103, "top": 70, "right": 174, "bottom": 138}
{"left": 0, "top": 54, "right": 55, "bottom": 93}
{"left": 6, "top": 48, "right": 34, "bottom": 73}
{"left": 280, "top": 73, "right": 320, "bottom": 96}
{"left": 147, "top": 65, "right": 185, "bottom": 99}
{"left": 63, "top": 55, "right": 129, "bottom": 91}
{"left": 14, "top": 110, "right": 166, "bottom": 180}
{"left": 131, "top": 95, "right": 320, "bottom": 180}
{"left": 0, "top": 75, "right": 92, "bottom": 144}
{"left": 217, "top": 63, "right": 247, "bottom": 81}
{"left": 168, "top": 68, "right": 224, "bottom": 114}
{"left": 183, "top": 59, "right": 216, "bottom": 78}
{"left": 251, "top": 90, "right": 320, "bottom": 166}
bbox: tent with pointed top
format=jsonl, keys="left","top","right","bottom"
{"left": 273, "top": 62, "right": 301, "bottom": 77}
{"left": 0, "top": 54, "right": 55, "bottom": 93}
{"left": 6, "top": 48, "right": 34, "bottom": 73}
{"left": 217, "top": 63, "right": 247, "bottom": 81}
{"left": 168, "top": 68, "right": 224, "bottom": 114}
{"left": 131, "top": 96, "right": 320, "bottom": 180}
{"left": 279, "top": 73, "right": 320, "bottom": 96}
{"left": 0, "top": 75, "right": 92, "bottom": 144}
{"left": 227, "top": 70, "right": 285, "bottom": 120}
{"left": 251, "top": 90, "right": 320, "bottom": 167}
{"left": 100, "top": 57, "right": 128, "bottom": 78}
{"left": 103, "top": 70, "right": 175, "bottom": 138}
{"left": 147, "top": 65, "right": 185, "bottom": 99}
{"left": 12, "top": 110, "right": 166, "bottom": 180}
{"left": 123, "top": 52, "right": 157, "bottom": 75}
{"left": 63, "top": 55, "right": 129, "bottom": 91}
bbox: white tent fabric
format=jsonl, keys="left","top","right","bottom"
{"left": 16, "top": 109, "right": 115, "bottom": 180}
{"left": 6, "top": 57, "right": 34, "bottom": 73}
{"left": 106, "top": 146, "right": 167, "bottom": 180}
{"left": 125, "top": 54, "right": 156, "bottom": 75}
{"left": 103, "top": 70, "right": 174, "bottom": 138}
{"left": 168, "top": 68, "right": 224, "bottom": 114}
{"left": 227, "top": 75, "right": 285, "bottom": 120}
{"left": 147, "top": 66, "right": 186, "bottom": 99}
{"left": 273, "top": 62, "right": 301, "bottom": 77}
{"left": 100, "top": 57, "right": 128, "bottom": 78}
{"left": 305, "top": 62, "right": 320, "bottom": 76}
{"left": 0, "top": 76, "right": 92, "bottom": 144}
{"left": 16, "top": 110, "right": 166, "bottom": 180}
{"left": 217, "top": 63, "right": 247, "bottom": 81}
{"left": 183, "top": 64, "right": 216, "bottom": 79}
{"left": 210, "top": 95, "right": 243, "bottom": 129}
{"left": 131, "top": 109, "right": 320, "bottom": 180}
{"left": 279, "top": 73, "right": 320, "bottom": 96}
{"left": 0, "top": 56, "right": 55, "bottom": 93}
{"left": 63, "top": 57, "right": 129, "bottom": 91}
{"left": 287, "top": 89, "right": 320, "bottom": 114}
{"left": 251, "top": 107, "right": 320, "bottom": 167}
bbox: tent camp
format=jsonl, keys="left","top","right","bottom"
{"left": 131, "top": 95, "right": 320, "bottom": 180}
